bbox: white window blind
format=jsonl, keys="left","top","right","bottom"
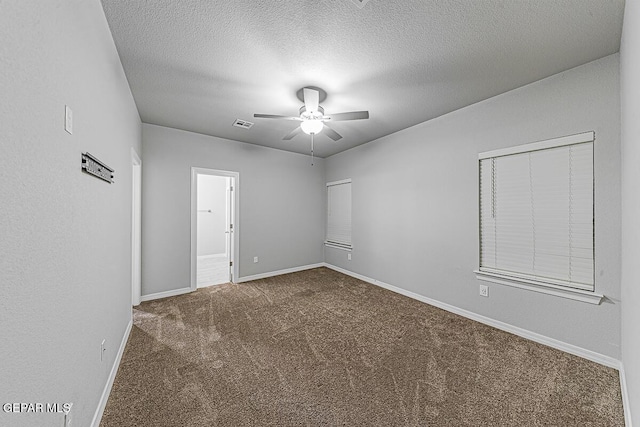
{"left": 478, "top": 133, "right": 594, "bottom": 292}
{"left": 326, "top": 179, "right": 352, "bottom": 249}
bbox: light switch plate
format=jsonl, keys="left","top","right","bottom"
{"left": 65, "top": 105, "right": 73, "bottom": 134}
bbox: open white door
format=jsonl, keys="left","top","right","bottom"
{"left": 226, "top": 180, "right": 235, "bottom": 283}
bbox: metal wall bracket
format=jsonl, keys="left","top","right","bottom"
{"left": 81, "top": 152, "right": 114, "bottom": 183}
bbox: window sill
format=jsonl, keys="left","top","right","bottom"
{"left": 474, "top": 270, "right": 603, "bottom": 305}
{"left": 324, "top": 242, "right": 352, "bottom": 251}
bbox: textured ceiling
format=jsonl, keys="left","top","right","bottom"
{"left": 101, "top": 0, "right": 624, "bottom": 158}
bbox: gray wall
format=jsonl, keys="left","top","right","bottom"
{"left": 142, "top": 124, "right": 325, "bottom": 295}
{"left": 620, "top": 0, "right": 640, "bottom": 424}
{"left": 197, "top": 175, "right": 228, "bottom": 256}
{"left": 0, "top": 1, "right": 141, "bottom": 426}
{"left": 325, "top": 54, "right": 621, "bottom": 359}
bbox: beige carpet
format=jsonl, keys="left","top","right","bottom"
{"left": 101, "top": 267, "right": 624, "bottom": 426}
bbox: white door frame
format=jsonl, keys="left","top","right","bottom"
{"left": 131, "top": 148, "right": 142, "bottom": 306}
{"left": 190, "top": 167, "right": 239, "bottom": 290}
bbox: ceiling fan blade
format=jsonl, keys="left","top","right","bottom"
{"left": 322, "top": 124, "right": 342, "bottom": 141}
{"left": 325, "top": 111, "right": 369, "bottom": 121}
{"left": 283, "top": 126, "right": 303, "bottom": 140}
{"left": 254, "top": 114, "right": 301, "bottom": 121}
{"left": 303, "top": 88, "right": 320, "bottom": 113}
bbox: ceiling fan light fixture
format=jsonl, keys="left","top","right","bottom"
{"left": 301, "top": 120, "right": 323, "bottom": 135}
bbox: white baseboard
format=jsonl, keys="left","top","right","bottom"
{"left": 323, "top": 263, "right": 622, "bottom": 370}
{"left": 237, "top": 263, "right": 325, "bottom": 283}
{"left": 91, "top": 318, "right": 132, "bottom": 427}
{"left": 620, "top": 363, "right": 633, "bottom": 427}
{"left": 140, "top": 286, "right": 192, "bottom": 302}
{"left": 141, "top": 263, "right": 325, "bottom": 300}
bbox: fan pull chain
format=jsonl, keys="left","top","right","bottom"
{"left": 311, "top": 133, "right": 314, "bottom": 166}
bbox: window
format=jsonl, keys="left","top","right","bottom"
{"left": 475, "top": 132, "right": 601, "bottom": 304}
{"left": 325, "top": 179, "right": 352, "bottom": 250}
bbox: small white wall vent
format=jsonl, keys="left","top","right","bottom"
{"left": 350, "top": 0, "right": 370, "bottom": 8}
{"left": 232, "top": 119, "right": 254, "bottom": 129}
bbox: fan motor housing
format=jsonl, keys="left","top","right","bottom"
{"left": 299, "top": 105, "right": 324, "bottom": 120}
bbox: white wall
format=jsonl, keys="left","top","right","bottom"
{"left": 0, "top": 1, "right": 141, "bottom": 426}
{"left": 197, "top": 175, "right": 228, "bottom": 256}
{"left": 325, "top": 54, "right": 621, "bottom": 359}
{"left": 620, "top": 0, "right": 640, "bottom": 424}
{"left": 142, "top": 124, "right": 325, "bottom": 295}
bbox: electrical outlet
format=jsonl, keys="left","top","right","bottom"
{"left": 100, "top": 339, "right": 106, "bottom": 362}
{"left": 479, "top": 284, "right": 489, "bottom": 297}
{"left": 64, "top": 105, "right": 73, "bottom": 134}
{"left": 253, "top": 256, "right": 258, "bottom": 263}
{"left": 347, "top": 253, "right": 351, "bottom": 261}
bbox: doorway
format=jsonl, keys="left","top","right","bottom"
{"left": 191, "top": 168, "right": 239, "bottom": 289}
{"left": 131, "top": 149, "right": 142, "bottom": 306}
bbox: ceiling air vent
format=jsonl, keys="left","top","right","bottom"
{"left": 350, "top": 0, "right": 370, "bottom": 8}
{"left": 232, "top": 119, "right": 254, "bottom": 129}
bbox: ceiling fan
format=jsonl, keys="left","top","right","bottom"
{"left": 253, "top": 87, "right": 369, "bottom": 142}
